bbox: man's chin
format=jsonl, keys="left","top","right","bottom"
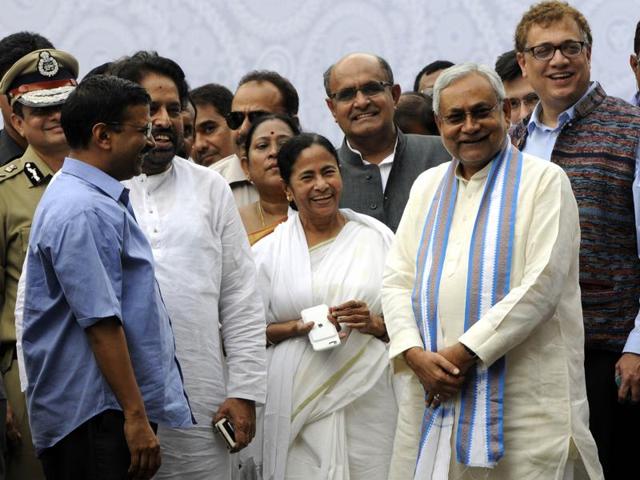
{"left": 142, "top": 150, "right": 175, "bottom": 174}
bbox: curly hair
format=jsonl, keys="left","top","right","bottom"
{"left": 515, "top": 1, "right": 592, "bottom": 52}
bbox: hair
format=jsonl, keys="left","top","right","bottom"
{"left": 323, "top": 54, "right": 394, "bottom": 97}
{"left": 277, "top": 133, "right": 339, "bottom": 186}
{"left": 515, "top": 1, "right": 592, "bottom": 52}
{"left": 190, "top": 83, "right": 233, "bottom": 117}
{"left": 394, "top": 92, "right": 438, "bottom": 135}
{"left": 238, "top": 70, "right": 299, "bottom": 116}
{"left": 0, "top": 31, "right": 54, "bottom": 78}
{"left": 243, "top": 113, "right": 302, "bottom": 158}
{"left": 61, "top": 75, "right": 151, "bottom": 149}
{"left": 634, "top": 20, "right": 640, "bottom": 55}
{"left": 83, "top": 62, "right": 113, "bottom": 79}
{"left": 412, "top": 60, "right": 455, "bottom": 92}
{"left": 432, "top": 63, "right": 505, "bottom": 114}
{"left": 494, "top": 50, "right": 522, "bottom": 82}
{"left": 110, "top": 51, "right": 189, "bottom": 107}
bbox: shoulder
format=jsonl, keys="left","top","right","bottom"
{"left": 0, "top": 156, "right": 26, "bottom": 185}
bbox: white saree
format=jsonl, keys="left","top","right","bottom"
{"left": 250, "top": 209, "right": 398, "bottom": 480}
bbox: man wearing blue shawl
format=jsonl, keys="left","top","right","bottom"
{"left": 383, "top": 63, "right": 602, "bottom": 480}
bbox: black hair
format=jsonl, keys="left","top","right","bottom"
{"left": 61, "top": 75, "right": 151, "bottom": 149}
{"left": 110, "top": 51, "right": 189, "bottom": 108}
{"left": 238, "top": 70, "right": 299, "bottom": 116}
{"left": 0, "top": 31, "right": 54, "bottom": 78}
{"left": 635, "top": 20, "right": 640, "bottom": 55}
{"left": 277, "top": 133, "right": 339, "bottom": 185}
{"left": 412, "top": 60, "right": 454, "bottom": 92}
{"left": 243, "top": 113, "right": 302, "bottom": 158}
{"left": 323, "top": 55, "right": 394, "bottom": 96}
{"left": 394, "top": 92, "right": 438, "bottom": 136}
{"left": 83, "top": 62, "right": 113, "bottom": 79}
{"left": 190, "top": 83, "right": 233, "bottom": 117}
{"left": 494, "top": 50, "right": 521, "bottom": 82}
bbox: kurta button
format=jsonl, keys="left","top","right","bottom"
{"left": 370, "top": 202, "right": 377, "bottom": 209}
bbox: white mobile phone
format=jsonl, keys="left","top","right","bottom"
{"left": 214, "top": 417, "right": 237, "bottom": 450}
{"left": 302, "top": 304, "right": 340, "bottom": 351}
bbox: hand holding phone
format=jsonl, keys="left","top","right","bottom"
{"left": 214, "top": 417, "right": 237, "bottom": 450}
{"left": 302, "top": 304, "right": 341, "bottom": 351}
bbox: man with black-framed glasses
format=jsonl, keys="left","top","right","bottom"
{"left": 511, "top": 3, "right": 640, "bottom": 478}
{"left": 324, "top": 53, "right": 448, "bottom": 232}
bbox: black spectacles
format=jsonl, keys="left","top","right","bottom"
{"left": 523, "top": 40, "right": 588, "bottom": 61}
{"left": 440, "top": 103, "right": 500, "bottom": 126}
{"left": 329, "top": 81, "right": 393, "bottom": 103}
{"left": 225, "top": 110, "right": 269, "bottom": 130}
{"left": 508, "top": 93, "right": 539, "bottom": 110}
{"left": 105, "top": 122, "right": 153, "bottom": 139}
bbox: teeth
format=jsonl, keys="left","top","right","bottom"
{"left": 155, "top": 135, "right": 171, "bottom": 141}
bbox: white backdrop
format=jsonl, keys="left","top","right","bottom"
{"left": 1, "top": 0, "right": 638, "bottom": 143}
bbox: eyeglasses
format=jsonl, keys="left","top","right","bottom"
{"left": 439, "top": 103, "right": 500, "bottom": 126}
{"left": 329, "top": 81, "right": 393, "bottom": 103}
{"left": 508, "top": 93, "right": 539, "bottom": 110}
{"left": 523, "top": 40, "right": 588, "bottom": 61}
{"left": 225, "top": 110, "right": 269, "bottom": 130}
{"left": 105, "top": 122, "right": 153, "bottom": 139}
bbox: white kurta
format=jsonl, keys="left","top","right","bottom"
{"left": 124, "top": 156, "right": 267, "bottom": 479}
{"left": 382, "top": 154, "right": 603, "bottom": 480}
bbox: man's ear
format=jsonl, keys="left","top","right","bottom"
{"left": 240, "top": 154, "right": 250, "bottom": 178}
{"left": 93, "top": 123, "right": 111, "bottom": 149}
{"left": 9, "top": 113, "right": 25, "bottom": 138}
{"left": 516, "top": 52, "right": 527, "bottom": 79}
{"left": 391, "top": 84, "right": 402, "bottom": 105}
{"left": 630, "top": 54, "right": 638, "bottom": 72}
{"left": 325, "top": 98, "right": 338, "bottom": 122}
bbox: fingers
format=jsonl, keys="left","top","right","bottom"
{"left": 433, "top": 352, "right": 461, "bottom": 377}
{"left": 298, "top": 320, "right": 314, "bottom": 335}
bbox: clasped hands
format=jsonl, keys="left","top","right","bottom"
{"left": 404, "top": 343, "right": 477, "bottom": 408}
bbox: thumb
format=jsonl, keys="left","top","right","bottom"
{"left": 434, "top": 353, "right": 461, "bottom": 376}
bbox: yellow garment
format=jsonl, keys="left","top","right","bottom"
{"left": 382, "top": 155, "right": 603, "bottom": 479}
{"left": 248, "top": 216, "right": 287, "bottom": 246}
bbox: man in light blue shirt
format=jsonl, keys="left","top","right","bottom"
{"left": 512, "top": 3, "right": 640, "bottom": 478}
{"left": 22, "top": 75, "right": 193, "bottom": 480}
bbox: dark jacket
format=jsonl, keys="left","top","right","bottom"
{"left": 338, "top": 130, "right": 450, "bottom": 231}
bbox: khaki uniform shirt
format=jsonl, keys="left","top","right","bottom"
{"left": 0, "top": 146, "right": 52, "bottom": 343}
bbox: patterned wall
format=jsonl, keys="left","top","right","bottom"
{"left": 1, "top": 0, "right": 638, "bottom": 143}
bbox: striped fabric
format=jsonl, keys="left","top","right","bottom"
{"left": 411, "top": 144, "right": 523, "bottom": 478}
{"left": 512, "top": 83, "right": 640, "bottom": 351}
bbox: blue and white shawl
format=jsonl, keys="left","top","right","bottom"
{"left": 411, "top": 142, "right": 523, "bottom": 478}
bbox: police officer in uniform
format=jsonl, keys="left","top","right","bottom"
{"left": 0, "top": 48, "right": 78, "bottom": 480}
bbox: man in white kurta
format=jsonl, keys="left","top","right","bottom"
{"left": 382, "top": 64, "right": 602, "bottom": 479}
{"left": 125, "top": 156, "right": 266, "bottom": 479}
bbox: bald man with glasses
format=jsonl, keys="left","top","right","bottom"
{"left": 324, "top": 53, "right": 449, "bottom": 232}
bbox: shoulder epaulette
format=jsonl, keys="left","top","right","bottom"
{"left": 0, "top": 159, "right": 24, "bottom": 183}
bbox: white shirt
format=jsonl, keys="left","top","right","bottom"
{"left": 124, "top": 157, "right": 267, "bottom": 478}
{"left": 347, "top": 137, "right": 398, "bottom": 191}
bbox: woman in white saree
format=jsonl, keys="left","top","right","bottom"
{"left": 249, "top": 133, "right": 398, "bottom": 480}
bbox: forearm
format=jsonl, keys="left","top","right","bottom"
{"left": 85, "top": 317, "right": 148, "bottom": 420}
{"left": 266, "top": 320, "right": 299, "bottom": 344}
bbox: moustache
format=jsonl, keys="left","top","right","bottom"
{"left": 152, "top": 127, "right": 176, "bottom": 143}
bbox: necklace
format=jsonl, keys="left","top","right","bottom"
{"left": 257, "top": 201, "right": 266, "bottom": 227}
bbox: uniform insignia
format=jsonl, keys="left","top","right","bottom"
{"left": 24, "top": 162, "right": 46, "bottom": 186}
{"left": 4, "top": 164, "right": 17, "bottom": 173}
{"left": 37, "top": 51, "right": 59, "bottom": 78}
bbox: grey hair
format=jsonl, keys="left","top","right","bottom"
{"left": 432, "top": 62, "right": 506, "bottom": 114}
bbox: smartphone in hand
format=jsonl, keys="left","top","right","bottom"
{"left": 214, "top": 417, "right": 237, "bottom": 450}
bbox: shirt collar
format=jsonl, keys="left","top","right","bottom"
{"left": 526, "top": 81, "right": 597, "bottom": 134}
{"left": 632, "top": 90, "right": 640, "bottom": 107}
{"left": 346, "top": 135, "right": 399, "bottom": 165}
{"left": 61, "top": 157, "right": 128, "bottom": 204}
